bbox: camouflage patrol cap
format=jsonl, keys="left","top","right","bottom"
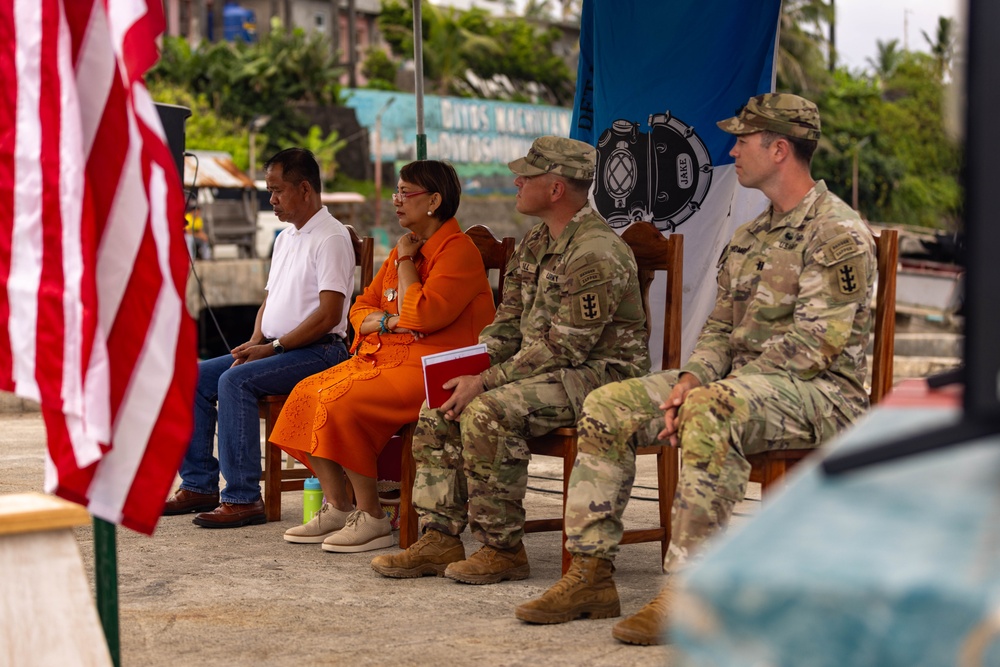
{"left": 508, "top": 136, "right": 596, "bottom": 181}
{"left": 717, "top": 93, "right": 821, "bottom": 141}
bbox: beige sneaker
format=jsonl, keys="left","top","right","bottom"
{"left": 283, "top": 503, "right": 352, "bottom": 544}
{"left": 444, "top": 543, "right": 530, "bottom": 584}
{"left": 321, "top": 510, "right": 394, "bottom": 553}
{"left": 370, "top": 529, "right": 466, "bottom": 578}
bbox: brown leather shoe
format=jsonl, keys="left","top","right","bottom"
{"left": 192, "top": 499, "right": 266, "bottom": 528}
{"left": 162, "top": 488, "right": 220, "bottom": 516}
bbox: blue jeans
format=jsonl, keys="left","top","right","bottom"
{"left": 179, "top": 339, "right": 349, "bottom": 504}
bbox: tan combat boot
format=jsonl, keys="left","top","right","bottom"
{"left": 443, "top": 542, "right": 530, "bottom": 584}
{"left": 514, "top": 554, "right": 620, "bottom": 624}
{"left": 369, "top": 529, "right": 465, "bottom": 578}
{"left": 611, "top": 583, "right": 674, "bottom": 645}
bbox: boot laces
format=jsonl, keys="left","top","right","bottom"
{"left": 411, "top": 529, "right": 453, "bottom": 553}
{"left": 475, "top": 545, "right": 502, "bottom": 563}
{"left": 546, "top": 563, "right": 589, "bottom": 596}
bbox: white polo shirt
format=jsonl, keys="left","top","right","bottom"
{"left": 261, "top": 207, "right": 354, "bottom": 341}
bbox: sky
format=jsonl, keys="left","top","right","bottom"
{"left": 835, "top": 0, "right": 961, "bottom": 71}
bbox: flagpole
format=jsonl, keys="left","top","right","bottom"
{"left": 411, "top": 0, "right": 426, "bottom": 160}
{"left": 94, "top": 517, "right": 121, "bottom": 667}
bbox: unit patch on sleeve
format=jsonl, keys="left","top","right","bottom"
{"left": 834, "top": 257, "right": 866, "bottom": 299}
{"left": 578, "top": 292, "right": 601, "bottom": 321}
{"left": 570, "top": 285, "right": 607, "bottom": 326}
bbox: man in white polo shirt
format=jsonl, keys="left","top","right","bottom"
{"left": 164, "top": 147, "right": 355, "bottom": 528}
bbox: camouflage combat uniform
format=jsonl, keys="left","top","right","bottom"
{"left": 563, "top": 180, "right": 875, "bottom": 572}
{"left": 411, "top": 205, "right": 651, "bottom": 549}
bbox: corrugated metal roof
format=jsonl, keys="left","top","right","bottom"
{"left": 184, "top": 150, "right": 255, "bottom": 189}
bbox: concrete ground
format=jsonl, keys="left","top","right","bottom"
{"left": 0, "top": 411, "right": 763, "bottom": 666}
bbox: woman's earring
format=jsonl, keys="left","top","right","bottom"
{"left": 427, "top": 210, "right": 433, "bottom": 216}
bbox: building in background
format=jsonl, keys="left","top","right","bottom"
{"left": 162, "top": 0, "right": 382, "bottom": 87}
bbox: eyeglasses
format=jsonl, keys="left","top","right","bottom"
{"left": 391, "top": 189, "right": 429, "bottom": 205}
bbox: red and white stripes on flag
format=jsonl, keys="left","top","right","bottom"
{"left": 0, "top": 0, "right": 197, "bottom": 535}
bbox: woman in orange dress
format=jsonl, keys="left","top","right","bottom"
{"left": 269, "top": 160, "right": 496, "bottom": 552}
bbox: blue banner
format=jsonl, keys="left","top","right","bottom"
{"left": 572, "top": 0, "right": 781, "bottom": 360}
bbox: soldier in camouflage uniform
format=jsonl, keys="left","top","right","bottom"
{"left": 515, "top": 94, "right": 876, "bottom": 644}
{"left": 371, "top": 136, "right": 651, "bottom": 584}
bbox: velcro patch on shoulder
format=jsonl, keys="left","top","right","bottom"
{"left": 823, "top": 232, "right": 861, "bottom": 264}
{"left": 578, "top": 266, "right": 602, "bottom": 287}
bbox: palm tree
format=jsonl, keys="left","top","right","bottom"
{"left": 289, "top": 126, "right": 348, "bottom": 184}
{"left": 777, "top": 0, "right": 833, "bottom": 94}
{"left": 523, "top": 0, "right": 553, "bottom": 21}
{"left": 485, "top": 0, "right": 517, "bottom": 14}
{"left": 557, "top": 0, "right": 582, "bottom": 22}
{"left": 922, "top": 16, "right": 956, "bottom": 80}
{"left": 414, "top": 5, "right": 502, "bottom": 96}
{"left": 866, "top": 38, "right": 903, "bottom": 80}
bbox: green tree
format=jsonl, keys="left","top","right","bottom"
{"left": 148, "top": 83, "right": 261, "bottom": 172}
{"left": 523, "top": 0, "right": 553, "bottom": 20}
{"left": 866, "top": 39, "right": 903, "bottom": 80}
{"left": 362, "top": 48, "right": 398, "bottom": 90}
{"left": 922, "top": 16, "right": 957, "bottom": 80}
{"left": 148, "top": 27, "right": 345, "bottom": 155}
{"left": 777, "top": 0, "right": 833, "bottom": 94}
{"left": 377, "top": 1, "right": 573, "bottom": 104}
{"left": 289, "top": 126, "right": 349, "bottom": 187}
{"left": 815, "top": 56, "right": 961, "bottom": 228}
{"left": 422, "top": 6, "right": 503, "bottom": 96}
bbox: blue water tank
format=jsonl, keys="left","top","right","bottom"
{"left": 223, "top": 3, "right": 257, "bottom": 43}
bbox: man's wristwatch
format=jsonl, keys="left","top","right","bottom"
{"left": 272, "top": 339, "right": 285, "bottom": 354}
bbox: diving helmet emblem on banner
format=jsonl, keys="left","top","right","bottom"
{"left": 595, "top": 111, "right": 712, "bottom": 231}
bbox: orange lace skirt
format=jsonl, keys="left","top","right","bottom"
{"left": 269, "top": 332, "right": 426, "bottom": 478}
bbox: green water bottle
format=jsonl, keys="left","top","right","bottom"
{"left": 302, "top": 477, "right": 323, "bottom": 524}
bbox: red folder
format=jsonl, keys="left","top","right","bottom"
{"left": 422, "top": 344, "right": 491, "bottom": 409}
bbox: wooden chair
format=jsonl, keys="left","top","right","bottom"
{"left": 259, "top": 225, "right": 374, "bottom": 521}
{"left": 524, "top": 224, "right": 683, "bottom": 574}
{"left": 741, "top": 228, "right": 899, "bottom": 491}
{"left": 398, "top": 225, "right": 516, "bottom": 548}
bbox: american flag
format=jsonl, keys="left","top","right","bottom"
{"left": 0, "top": 0, "right": 197, "bottom": 535}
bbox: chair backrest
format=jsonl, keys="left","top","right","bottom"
{"left": 621, "top": 222, "right": 683, "bottom": 371}
{"left": 345, "top": 224, "right": 375, "bottom": 291}
{"left": 464, "top": 224, "right": 517, "bottom": 300}
{"left": 343, "top": 225, "right": 374, "bottom": 347}
{"left": 870, "top": 229, "right": 898, "bottom": 405}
